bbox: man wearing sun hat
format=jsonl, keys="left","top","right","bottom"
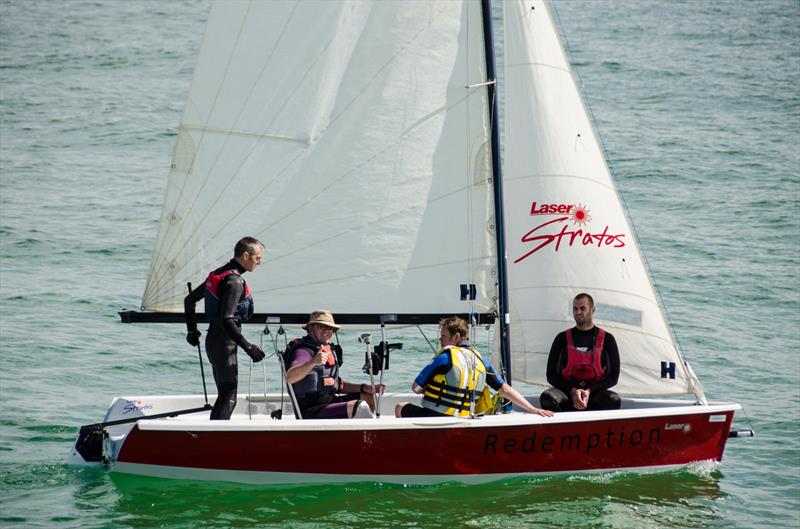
{"left": 285, "top": 310, "right": 383, "bottom": 419}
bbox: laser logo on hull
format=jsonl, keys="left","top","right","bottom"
{"left": 664, "top": 423, "right": 691, "bottom": 433}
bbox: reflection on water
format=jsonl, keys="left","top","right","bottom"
{"left": 100, "top": 467, "right": 726, "bottom": 529}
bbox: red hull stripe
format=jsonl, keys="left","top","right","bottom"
{"left": 118, "top": 412, "right": 734, "bottom": 476}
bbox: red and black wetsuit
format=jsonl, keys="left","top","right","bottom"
{"left": 185, "top": 259, "right": 256, "bottom": 420}
{"left": 540, "top": 326, "right": 621, "bottom": 412}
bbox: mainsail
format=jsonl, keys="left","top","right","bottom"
{"left": 142, "top": 1, "right": 499, "bottom": 322}
{"left": 503, "top": 0, "right": 704, "bottom": 400}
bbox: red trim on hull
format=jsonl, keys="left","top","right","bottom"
{"left": 117, "top": 411, "right": 734, "bottom": 476}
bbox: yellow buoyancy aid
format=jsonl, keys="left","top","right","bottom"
{"left": 421, "top": 346, "right": 487, "bottom": 417}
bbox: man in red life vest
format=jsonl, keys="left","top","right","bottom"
{"left": 540, "top": 293, "right": 621, "bottom": 412}
{"left": 184, "top": 237, "right": 266, "bottom": 420}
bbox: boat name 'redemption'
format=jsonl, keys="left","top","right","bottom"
{"left": 483, "top": 426, "right": 662, "bottom": 456}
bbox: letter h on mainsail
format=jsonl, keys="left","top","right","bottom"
{"left": 661, "top": 361, "right": 676, "bottom": 379}
{"left": 460, "top": 284, "right": 477, "bottom": 301}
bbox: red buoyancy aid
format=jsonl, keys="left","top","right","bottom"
{"left": 561, "top": 327, "right": 606, "bottom": 383}
{"left": 204, "top": 268, "right": 253, "bottom": 323}
{"left": 284, "top": 338, "right": 339, "bottom": 396}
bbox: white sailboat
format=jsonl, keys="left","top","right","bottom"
{"left": 70, "top": 0, "right": 746, "bottom": 484}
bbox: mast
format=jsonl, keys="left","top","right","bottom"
{"left": 480, "top": 0, "right": 512, "bottom": 381}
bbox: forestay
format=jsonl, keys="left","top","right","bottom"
{"left": 502, "top": 0, "right": 705, "bottom": 400}
{"left": 142, "top": 1, "right": 498, "bottom": 320}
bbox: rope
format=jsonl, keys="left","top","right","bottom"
{"left": 416, "top": 325, "right": 437, "bottom": 354}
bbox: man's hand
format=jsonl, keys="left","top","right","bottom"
{"left": 186, "top": 330, "right": 201, "bottom": 347}
{"left": 571, "top": 388, "right": 590, "bottom": 410}
{"left": 313, "top": 348, "right": 330, "bottom": 366}
{"left": 244, "top": 343, "right": 265, "bottom": 362}
{"left": 360, "top": 383, "right": 385, "bottom": 395}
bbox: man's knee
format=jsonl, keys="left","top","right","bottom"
{"left": 211, "top": 381, "right": 238, "bottom": 420}
{"left": 591, "top": 390, "right": 621, "bottom": 410}
{"left": 540, "top": 388, "right": 566, "bottom": 412}
{"left": 603, "top": 390, "right": 622, "bottom": 410}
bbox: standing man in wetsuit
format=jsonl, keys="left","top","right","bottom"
{"left": 540, "top": 293, "right": 621, "bottom": 412}
{"left": 184, "top": 237, "right": 266, "bottom": 420}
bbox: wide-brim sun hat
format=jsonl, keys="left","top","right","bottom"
{"left": 302, "top": 309, "right": 340, "bottom": 330}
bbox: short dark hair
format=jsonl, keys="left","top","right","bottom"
{"left": 439, "top": 316, "right": 469, "bottom": 340}
{"left": 234, "top": 236, "right": 263, "bottom": 258}
{"left": 574, "top": 292, "right": 594, "bottom": 307}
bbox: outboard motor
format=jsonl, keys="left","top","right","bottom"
{"left": 75, "top": 425, "right": 106, "bottom": 463}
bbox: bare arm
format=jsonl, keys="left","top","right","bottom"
{"left": 286, "top": 348, "right": 327, "bottom": 384}
{"left": 498, "top": 383, "right": 554, "bottom": 417}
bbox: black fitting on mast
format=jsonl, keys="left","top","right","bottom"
{"left": 481, "top": 0, "right": 512, "bottom": 382}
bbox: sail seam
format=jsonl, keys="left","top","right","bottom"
{"left": 506, "top": 61, "right": 570, "bottom": 75}
{"left": 178, "top": 125, "right": 312, "bottom": 144}
{"left": 513, "top": 318, "right": 676, "bottom": 346}
{"left": 502, "top": 173, "right": 615, "bottom": 188}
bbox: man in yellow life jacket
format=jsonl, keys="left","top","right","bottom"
{"left": 394, "top": 316, "right": 554, "bottom": 418}
{"left": 539, "top": 293, "right": 621, "bottom": 412}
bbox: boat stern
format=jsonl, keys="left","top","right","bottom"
{"left": 68, "top": 394, "right": 211, "bottom": 466}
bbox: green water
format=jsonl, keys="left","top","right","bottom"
{"left": 1, "top": 0, "right": 798, "bottom": 527}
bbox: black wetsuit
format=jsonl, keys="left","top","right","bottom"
{"left": 185, "top": 260, "right": 256, "bottom": 420}
{"left": 540, "top": 326, "right": 621, "bottom": 412}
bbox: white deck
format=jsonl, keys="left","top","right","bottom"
{"left": 89, "top": 392, "right": 739, "bottom": 435}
